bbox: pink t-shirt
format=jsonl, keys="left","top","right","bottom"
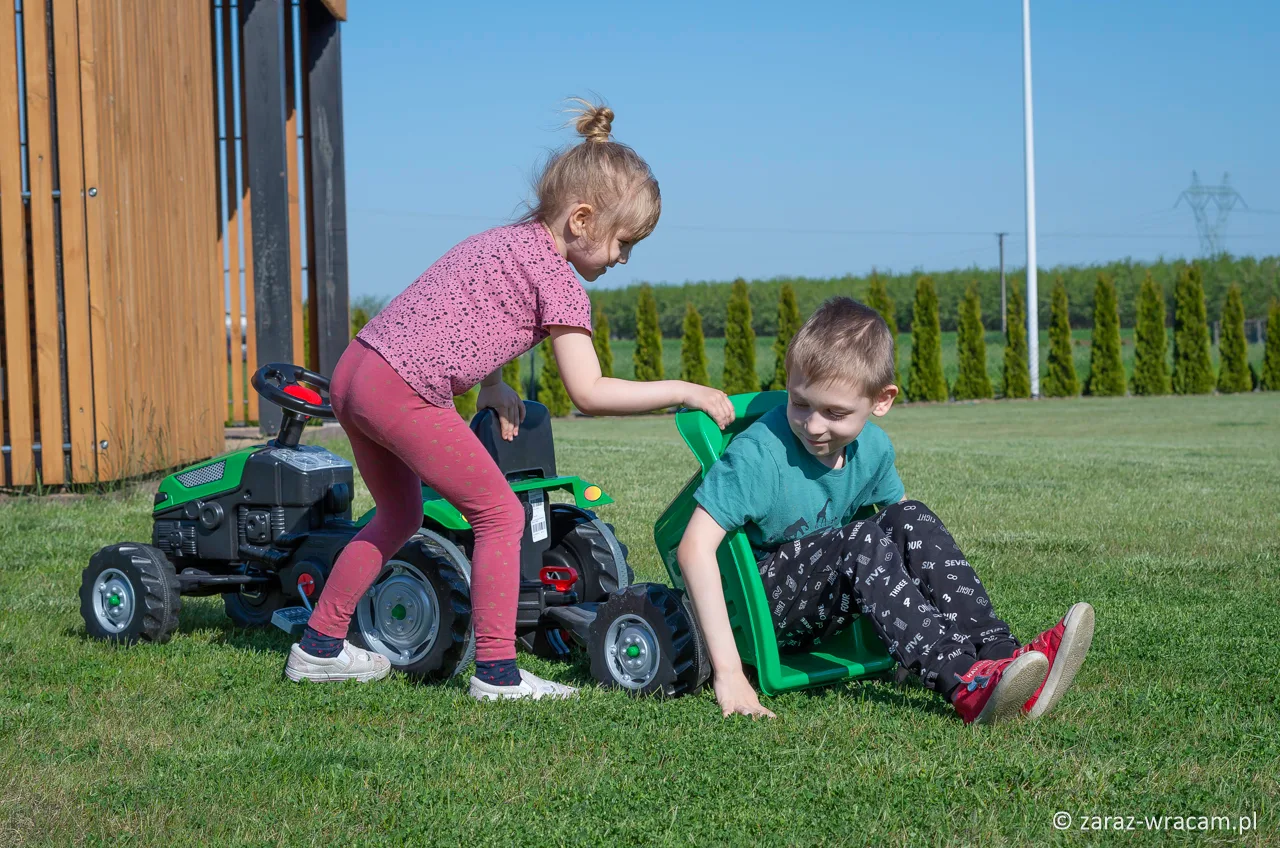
{"left": 358, "top": 221, "right": 593, "bottom": 408}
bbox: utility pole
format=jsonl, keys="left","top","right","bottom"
{"left": 997, "top": 232, "right": 1008, "bottom": 334}
{"left": 1022, "top": 0, "right": 1040, "bottom": 397}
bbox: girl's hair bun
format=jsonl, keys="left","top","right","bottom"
{"left": 569, "top": 97, "right": 614, "bottom": 144}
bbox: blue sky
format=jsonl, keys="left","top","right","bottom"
{"left": 340, "top": 0, "right": 1279, "bottom": 298}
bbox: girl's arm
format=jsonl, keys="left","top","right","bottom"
{"left": 549, "top": 327, "right": 735, "bottom": 425}
{"left": 678, "top": 506, "right": 776, "bottom": 719}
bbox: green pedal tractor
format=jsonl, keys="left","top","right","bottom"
{"left": 80, "top": 362, "right": 636, "bottom": 683}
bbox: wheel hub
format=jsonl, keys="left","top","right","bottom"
{"left": 604, "top": 614, "right": 660, "bottom": 690}
{"left": 92, "top": 568, "right": 135, "bottom": 633}
{"left": 356, "top": 559, "right": 440, "bottom": 665}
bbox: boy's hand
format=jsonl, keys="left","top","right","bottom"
{"left": 683, "top": 384, "right": 735, "bottom": 430}
{"left": 714, "top": 671, "right": 776, "bottom": 719}
{"left": 476, "top": 382, "right": 525, "bottom": 441}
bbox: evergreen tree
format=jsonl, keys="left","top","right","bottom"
{"left": 906, "top": 276, "right": 948, "bottom": 402}
{"left": 1084, "top": 273, "right": 1126, "bottom": 396}
{"left": 865, "top": 273, "right": 903, "bottom": 401}
{"left": 1171, "top": 264, "right": 1215, "bottom": 395}
{"left": 1261, "top": 299, "right": 1280, "bottom": 391}
{"left": 454, "top": 387, "right": 478, "bottom": 421}
{"left": 593, "top": 310, "right": 614, "bottom": 378}
{"left": 502, "top": 358, "right": 522, "bottom": 398}
{"left": 1001, "top": 285, "right": 1030, "bottom": 399}
{"left": 953, "top": 280, "right": 992, "bottom": 400}
{"left": 768, "top": 284, "right": 802, "bottom": 390}
{"left": 680, "top": 303, "right": 710, "bottom": 386}
{"left": 349, "top": 306, "right": 371, "bottom": 339}
{"left": 723, "top": 278, "right": 759, "bottom": 394}
{"left": 1043, "top": 278, "right": 1080, "bottom": 397}
{"left": 538, "top": 338, "right": 572, "bottom": 416}
{"left": 1216, "top": 283, "right": 1251, "bottom": 393}
{"left": 633, "top": 284, "right": 664, "bottom": 381}
{"left": 1131, "top": 273, "right": 1170, "bottom": 396}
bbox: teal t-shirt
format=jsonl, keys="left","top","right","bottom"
{"left": 693, "top": 406, "right": 904, "bottom": 554}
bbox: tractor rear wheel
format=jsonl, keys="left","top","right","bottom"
{"left": 350, "top": 530, "right": 475, "bottom": 683}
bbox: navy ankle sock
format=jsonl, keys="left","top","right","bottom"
{"left": 300, "top": 626, "right": 343, "bottom": 658}
{"left": 474, "top": 658, "right": 521, "bottom": 687}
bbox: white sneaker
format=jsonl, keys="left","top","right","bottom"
{"left": 284, "top": 641, "right": 392, "bottom": 683}
{"left": 468, "top": 669, "right": 578, "bottom": 701}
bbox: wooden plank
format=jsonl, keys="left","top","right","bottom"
{"left": 283, "top": 3, "right": 304, "bottom": 368}
{"left": 52, "top": 0, "right": 97, "bottom": 483}
{"left": 302, "top": 0, "right": 349, "bottom": 378}
{"left": 0, "top": 0, "right": 34, "bottom": 485}
{"left": 220, "top": 0, "right": 243, "bottom": 425}
{"left": 75, "top": 0, "right": 113, "bottom": 481}
{"left": 241, "top": 0, "right": 304, "bottom": 430}
{"left": 238, "top": 13, "right": 259, "bottom": 429}
{"left": 210, "top": 0, "right": 227, "bottom": 433}
{"left": 211, "top": 0, "right": 227, "bottom": 427}
{"left": 23, "top": 0, "right": 68, "bottom": 486}
{"left": 184, "top": 0, "right": 220, "bottom": 460}
{"left": 240, "top": 0, "right": 293, "bottom": 436}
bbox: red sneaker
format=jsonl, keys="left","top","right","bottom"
{"left": 1012, "top": 602, "right": 1095, "bottom": 719}
{"left": 951, "top": 652, "right": 1048, "bottom": 725}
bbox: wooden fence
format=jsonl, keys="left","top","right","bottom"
{"left": 1, "top": 0, "right": 223, "bottom": 485}
{"left": 0, "top": 0, "right": 348, "bottom": 486}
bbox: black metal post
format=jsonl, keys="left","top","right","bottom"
{"left": 303, "top": 0, "right": 349, "bottom": 379}
{"left": 240, "top": 0, "right": 294, "bottom": 436}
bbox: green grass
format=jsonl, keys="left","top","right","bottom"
{"left": 2, "top": 395, "right": 1278, "bottom": 845}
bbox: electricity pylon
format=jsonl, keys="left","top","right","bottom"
{"left": 1176, "top": 171, "right": 1247, "bottom": 256}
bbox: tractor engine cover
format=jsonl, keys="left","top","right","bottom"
{"left": 152, "top": 444, "right": 354, "bottom": 566}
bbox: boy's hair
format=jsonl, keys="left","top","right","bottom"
{"left": 785, "top": 296, "right": 896, "bottom": 396}
{"left": 520, "top": 98, "right": 661, "bottom": 244}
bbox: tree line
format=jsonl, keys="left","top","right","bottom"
{"left": 587, "top": 254, "right": 1280, "bottom": 339}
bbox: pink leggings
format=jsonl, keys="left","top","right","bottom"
{"left": 306, "top": 339, "right": 524, "bottom": 662}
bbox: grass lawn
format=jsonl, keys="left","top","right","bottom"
{"left": 2, "top": 394, "right": 1278, "bottom": 845}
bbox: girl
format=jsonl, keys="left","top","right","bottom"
{"left": 284, "top": 100, "right": 735, "bottom": 700}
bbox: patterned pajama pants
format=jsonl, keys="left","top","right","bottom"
{"left": 757, "top": 501, "right": 1018, "bottom": 696}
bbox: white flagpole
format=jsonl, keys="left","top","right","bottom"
{"left": 1022, "top": 0, "right": 1040, "bottom": 397}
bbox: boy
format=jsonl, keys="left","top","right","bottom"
{"left": 677, "top": 297, "right": 1094, "bottom": 724}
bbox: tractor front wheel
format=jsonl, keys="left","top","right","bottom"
{"left": 80, "top": 544, "right": 181, "bottom": 645}
{"left": 587, "top": 583, "right": 708, "bottom": 697}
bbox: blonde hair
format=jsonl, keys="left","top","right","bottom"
{"left": 520, "top": 98, "right": 661, "bottom": 244}
{"left": 785, "top": 297, "right": 896, "bottom": 397}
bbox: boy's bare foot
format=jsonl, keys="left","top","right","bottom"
{"left": 1013, "top": 602, "right": 1095, "bottom": 718}
{"left": 950, "top": 652, "right": 1049, "bottom": 725}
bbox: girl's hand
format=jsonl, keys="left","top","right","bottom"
{"left": 476, "top": 381, "right": 525, "bottom": 441}
{"left": 714, "top": 671, "right": 776, "bottom": 719}
{"left": 683, "top": 384, "right": 736, "bottom": 429}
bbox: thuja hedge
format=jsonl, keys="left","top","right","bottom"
{"left": 590, "top": 255, "right": 1279, "bottom": 338}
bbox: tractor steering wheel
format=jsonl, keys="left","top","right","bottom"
{"left": 251, "top": 363, "right": 336, "bottom": 420}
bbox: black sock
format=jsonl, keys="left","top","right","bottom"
{"left": 299, "top": 626, "right": 343, "bottom": 658}
{"left": 474, "top": 658, "right": 521, "bottom": 686}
